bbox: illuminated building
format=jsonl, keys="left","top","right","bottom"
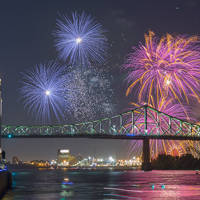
{"left": 57, "top": 149, "right": 70, "bottom": 166}
{"left": 30, "top": 160, "right": 50, "bottom": 167}
{"left": 57, "top": 149, "right": 77, "bottom": 167}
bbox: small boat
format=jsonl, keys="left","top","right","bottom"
{"left": 64, "top": 177, "right": 69, "bottom": 182}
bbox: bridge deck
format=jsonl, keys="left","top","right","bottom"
{"left": 2, "top": 134, "right": 200, "bottom": 140}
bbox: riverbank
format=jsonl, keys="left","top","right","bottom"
{"left": 151, "top": 154, "right": 200, "bottom": 170}
{"left": 7, "top": 164, "right": 140, "bottom": 171}
{"left": 0, "top": 170, "right": 12, "bottom": 198}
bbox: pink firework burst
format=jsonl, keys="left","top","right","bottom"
{"left": 124, "top": 31, "right": 200, "bottom": 104}
{"left": 127, "top": 97, "right": 194, "bottom": 159}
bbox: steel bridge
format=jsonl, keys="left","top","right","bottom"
{"left": 2, "top": 105, "right": 200, "bottom": 170}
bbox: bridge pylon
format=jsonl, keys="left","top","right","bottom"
{"left": 142, "top": 138, "right": 151, "bottom": 171}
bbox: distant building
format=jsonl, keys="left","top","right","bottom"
{"left": 30, "top": 160, "right": 50, "bottom": 167}
{"left": 57, "top": 149, "right": 77, "bottom": 167}
{"left": 76, "top": 154, "right": 83, "bottom": 162}
{"left": 12, "top": 156, "right": 21, "bottom": 164}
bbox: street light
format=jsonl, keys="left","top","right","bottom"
{"left": 109, "top": 156, "right": 114, "bottom": 162}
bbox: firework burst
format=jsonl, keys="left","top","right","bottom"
{"left": 168, "top": 143, "right": 184, "bottom": 157}
{"left": 64, "top": 65, "right": 115, "bottom": 122}
{"left": 124, "top": 31, "right": 200, "bottom": 104}
{"left": 127, "top": 97, "right": 193, "bottom": 158}
{"left": 54, "top": 11, "right": 108, "bottom": 65}
{"left": 20, "top": 62, "right": 67, "bottom": 123}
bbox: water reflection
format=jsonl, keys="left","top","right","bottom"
{"left": 2, "top": 169, "right": 200, "bottom": 200}
{"left": 60, "top": 176, "right": 74, "bottom": 199}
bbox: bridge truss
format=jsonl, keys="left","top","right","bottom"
{"left": 2, "top": 105, "right": 200, "bottom": 140}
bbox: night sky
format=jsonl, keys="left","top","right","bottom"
{"left": 1, "top": 0, "right": 200, "bottom": 161}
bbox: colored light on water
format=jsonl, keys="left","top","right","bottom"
{"left": 61, "top": 184, "right": 67, "bottom": 189}
{"left": 0, "top": 169, "right": 7, "bottom": 172}
{"left": 12, "top": 181, "right": 17, "bottom": 188}
{"left": 161, "top": 184, "right": 165, "bottom": 189}
{"left": 64, "top": 177, "right": 69, "bottom": 182}
{"left": 62, "top": 181, "right": 73, "bottom": 185}
{"left": 104, "top": 194, "right": 141, "bottom": 199}
{"left": 152, "top": 184, "right": 155, "bottom": 189}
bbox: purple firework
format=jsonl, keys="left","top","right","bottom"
{"left": 126, "top": 97, "right": 194, "bottom": 159}
{"left": 124, "top": 31, "right": 200, "bottom": 104}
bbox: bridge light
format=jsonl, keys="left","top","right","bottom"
{"left": 161, "top": 184, "right": 165, "bottom": 189}
{"left": 7, "top": 134, "right": 13, "bottom": 138}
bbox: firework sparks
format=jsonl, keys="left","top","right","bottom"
{"left": 64, "top": 65, "right": 115, "bottom": 122}
{"left": 127, "top": 97, "right": 193, "bottom": 158}
{"left": 187, "top": 141, "right": 200, "bottom": 159}
{"left": 54, "top": 11, "right": 108, "bottom": 65}
{"left": 19, "top": 62, "right": 67, "bottom": 123}
{"left": 168, "top": 143, "right": 184, "bottom": 157}
{"left": 124, "top": 31, "right": 200, "bottom": 104}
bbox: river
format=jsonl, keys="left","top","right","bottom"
{"left": 2, "top": 169, "right": 200, "bottom": 199}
